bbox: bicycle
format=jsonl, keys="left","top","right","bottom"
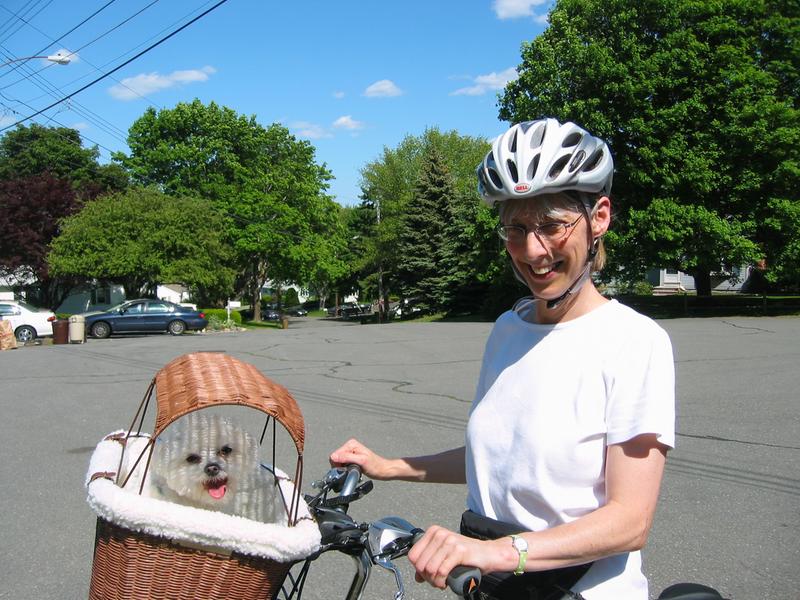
{"left": 278, "top": 464, "right": 726, "bottom": 600}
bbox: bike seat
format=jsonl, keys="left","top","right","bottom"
{"left": 657, "top": 582, "right": 724, "bottom": 599}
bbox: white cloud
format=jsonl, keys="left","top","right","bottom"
{"left": 364, "top": 79, "right": 403, "bottom": 97}
{"left": 493, "top": 0, "right": 549, "bottom": 20}
{"left": 332, "top": 115, "right": 364, "bottom": 130}
{"left": 70, "top": 122, "right": 90, "bottom": 131}
{"left": 451, "top": 67, "right": 518, "bottom": 96}
{"left": 333, "top": 91, "right": 345, "bottom": 99}
{"left": 291, "top": 121, "right": 332, "bottom": 140}
{"left": 108, "top": 66, "right": 216, "bottom": 100}
{"left": 0, "top": 115, "right": 17, "bottom": 127}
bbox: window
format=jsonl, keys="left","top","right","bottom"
{"left": 0, "top": 304, "right": 20, "bottom": 316}
{"left": 147, "top": 302, "right": 171, "bottom": 313}
{"left": 92, "top": 287, "right": 111, "bottom": 305}
{"left": 124, "top": 302, "right": 145, "bottom": 314}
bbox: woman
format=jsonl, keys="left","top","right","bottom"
{"left": 331, "top": 118, "right": 675, "bottom": 599}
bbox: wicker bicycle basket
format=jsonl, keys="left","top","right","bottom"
{"left": 85, "top": 352, "right": 321, "bottom": 600}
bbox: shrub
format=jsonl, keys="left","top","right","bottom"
{"left": 202, "top": 308, "right": 242, "bottom": 325}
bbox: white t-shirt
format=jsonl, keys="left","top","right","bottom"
{"left": 465, "top": 299, "right": 675, "bottom": 599}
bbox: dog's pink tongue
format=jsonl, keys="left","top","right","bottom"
{"left": 207, "top": 484, "right": 227, "bottom": 500}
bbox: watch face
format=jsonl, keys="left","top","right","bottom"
{"left": 513, "top": 536, "right": 528, "bottom": 552}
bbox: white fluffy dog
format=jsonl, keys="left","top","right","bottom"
{"left": 149, "top": 412, "right": 285, "bottom": 524}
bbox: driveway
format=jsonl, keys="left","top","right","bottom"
{"left": 0, "top": 315, "right": 797, "bottom": 599}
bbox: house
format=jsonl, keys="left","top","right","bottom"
{"left": 0, "top": 276, "right": 14, "bottom": 301}
{"left": 157, "top": 284, "right": 192, "bottom": 305}
{"left": 56, "top": 284, "right": 126, "bottom": 314}
{"left": 647, "top": 266, "right": 754, "bottom": 295}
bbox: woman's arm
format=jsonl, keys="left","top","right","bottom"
{"left": 330, "top": 438, "right": 466, "bottom": 483}
{"left": 408, "top": 433, "right": 668, "bottom": 588}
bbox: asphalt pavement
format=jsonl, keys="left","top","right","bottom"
{"left": 0, "top": 314, "right": 797, "bottom": 599}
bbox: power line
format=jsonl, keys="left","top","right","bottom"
{"left": 6, "top": 0, "right": 216, "bottom": 97}
{"left": 0, "top": 0, "right": 54, "bottom": 46}
{"left": 0, "top": 99, "right": 118, "bottom": 157}
{"left": 0, "top": 0, "right": 118, "bottom": 82}
{"left": 0, "top": 0, "right": 158, "bottom": 88}
{"left": 0, "top": 0, "right": 230, "bottom": 134}
{"left": 0, "top": 46, "right": 128, "bottom": 144}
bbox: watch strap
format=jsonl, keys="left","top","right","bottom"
{"left": 510, "top": 534, "right": 528, "bottom": 576}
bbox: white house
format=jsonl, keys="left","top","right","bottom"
{"left": 647, "top": 266, "right": 754, "bottom": 294}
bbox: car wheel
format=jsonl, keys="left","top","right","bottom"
{"left": 168, "top": 320, "right": 186, "bottom": 335}
{"left": 91, "top": 321, "right": 111, "bottom": 339}
{"left": 14, "top": 325, "right": 36, "bottom": 343}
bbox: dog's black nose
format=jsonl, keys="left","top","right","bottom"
{"left": 205, "top": 463, "right": 220, "bottom": 477}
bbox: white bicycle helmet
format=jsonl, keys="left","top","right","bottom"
{"left": 477, "top": 118, "right": 613, "bottom": 207}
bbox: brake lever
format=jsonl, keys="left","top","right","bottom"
{"left": 373, "top": 555, "right": 406, "bottom": 600}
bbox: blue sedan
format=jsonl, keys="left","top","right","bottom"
{"left": 82, "top": 299, "right": 208, "bottom": 338}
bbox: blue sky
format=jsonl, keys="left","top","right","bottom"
{"left": 0, "top": 0, "right": 552, "bottom": 206}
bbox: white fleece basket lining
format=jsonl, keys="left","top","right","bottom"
{"left": 86, "top": 432, "right": 320, "bottom": 562}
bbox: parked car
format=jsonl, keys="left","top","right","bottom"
{"left": 284, "top": 306, "right": 308, "bottom": 316}
{"left": 0, "top": 300, "right": 56, "bottom": 342}
{"left": 82, "top": 299, "right": 208, "bottom": 338}
{"left": 327, "top": 302, "right": 371, "bottom": 318}
{"left": 262, "top": 308, "right": 281, "bottom": 321}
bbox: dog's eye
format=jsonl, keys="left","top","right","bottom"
{"left": 219, "top": 445, "right": 233, "bottom": 457}
{"left": 186, "top": 454, "right": 201, "bottom": 464}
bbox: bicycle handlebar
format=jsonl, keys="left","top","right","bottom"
{"left": 446, "top": 565, "right": 482, "bottom": 598}
{"left": 305, "top": 464, "right": 482, "bottom": 598}
{"left": 339, "top": 464, "right": 362, "bottom": 498}
{"left": 410, "top": 530, "right": 482, "bottom": 596}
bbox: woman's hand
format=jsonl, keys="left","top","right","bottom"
{"left": 329, "top": 438, "right": 392, "bottom": 480}
{"left": 331, "top": 442, "right": 467, "bottom": 483}
{"left": 408, "top": 526, "right": 512, "bottom": 589}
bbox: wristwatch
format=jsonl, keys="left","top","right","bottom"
{"left": 510, "top": 534, "right": 528, "bottom": 576}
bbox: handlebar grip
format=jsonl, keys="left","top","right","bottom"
{"left": 339, "top": 464, "right": 362, "bottom": 497}
{"left": 446, "top": 566, "right": 481, "bottom": 598}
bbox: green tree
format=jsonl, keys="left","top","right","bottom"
{"left": 396, "top": 145, "right": 452, "bottom": 311}
{"left": 115, "top": 99, "right": 337, "bottom": 319}
{"left": 48, "top": 188, "right": 235, "bottom": 301}
{"left": 0, "top": 123, "right": 128, "bottom": 195}
{"left": 499, "top": 0, "right": 799, "bottom": 294}
{"left": 359, "top": 128, "right": 496, "bottom": 317}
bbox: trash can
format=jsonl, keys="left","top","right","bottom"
{"left": 69, "top": 314, "right": 86, "bottom": 344}
{"left": 52, "top": 319, "right": 69, "bottom": 344}
{"left": 280, "top": 316, "right": 289, "bottom": 330}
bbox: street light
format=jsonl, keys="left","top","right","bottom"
{"left": 1, "top": 53, "right": 71, "bottom": 67}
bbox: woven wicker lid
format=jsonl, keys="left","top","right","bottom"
{"left": 152, "top": 352, "right": 305, "bottom": 454}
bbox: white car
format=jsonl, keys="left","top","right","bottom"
{"left": 0, "top": 300, "right": 56, "bottom": 342}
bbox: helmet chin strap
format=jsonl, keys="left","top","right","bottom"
{"left": 541, "top": 236, "right": 600, "bottom": 310}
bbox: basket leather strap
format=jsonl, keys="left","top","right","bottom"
{"left": 89, "top": 471, "right": 116, "bottom": 483}
{"left": 103, "top": 432, "right": 128, "bottom": 445}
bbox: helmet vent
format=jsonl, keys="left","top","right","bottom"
{"left": 488, "top": 168, "right": 504, "bottom": 189}
{"left": 582, "top": 149, "right": 603, "bottom": 172}
{"left": 506, "top": 160, "right": 519, "bottom": 183}
{"left": 530, "top": 122, "right": 546, "bottom": 149}
{"left": 548, "top": 155, "right": 570, "bottom": 180}
{"left": 568, "top": 150, "right": 586, "bottom": 173}
{"left": 562, "top": 132, "right": 582, "bottom": 147}
{"left": 527, "top": 154, "right": 540, "bottom": 180}
{"left": 486, "top": 151, "right": 497, "bottom": 169}
{"left": 509, "top": 130, "right": 518, "bottom": 153}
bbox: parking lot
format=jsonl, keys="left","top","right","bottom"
{"left": 1, "top": 315, "right": 798, "bottom": 599}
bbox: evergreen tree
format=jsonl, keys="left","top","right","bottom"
{"left": 395, "top": 145, "right": 452, "bottom": 312}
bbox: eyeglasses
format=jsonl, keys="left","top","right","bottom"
{"left": 497, "top": 214, "right": 584, "bottom": 245}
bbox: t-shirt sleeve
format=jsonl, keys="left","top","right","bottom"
{"left": 605, "top": 323, "right": 676, "bottom": 448}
